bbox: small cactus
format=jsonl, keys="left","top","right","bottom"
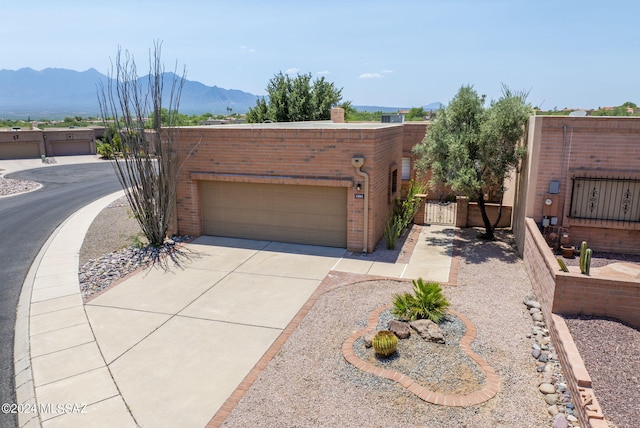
{"left": 579, "top": 241, "right": 588, "bottom": 273}
{"left": 583, "top": 248, "right": 592, "bottom": 276}
{"left": 579, "top": 241, "right": 592, "bottom": 275}
{"left": 557, "top": 257, "right": 569, "bottom": 272}
{"left": 372, "top": 330, "right": 398, "bottom": 357}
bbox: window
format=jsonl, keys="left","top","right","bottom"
{"left": 570, "top": 177, "right": 640, "bottom": 222}
{"left": 389, "top": 168, "right": 398, "bottom": 201}
{"left": 402, "top": 157, "right": 411, "bottom": 180}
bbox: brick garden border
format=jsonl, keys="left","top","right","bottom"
{"left": 341, "top": 305, "right": 500, "bottom": 406}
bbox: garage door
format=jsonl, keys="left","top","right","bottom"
{"left": 51, "top": 141, "right": 91, "bottom": 156}
{"left": 0, "top": 142, "right": 41, "bottom": 159}
{"left": 200, "top": 181, "right": 347, "bottom": 247}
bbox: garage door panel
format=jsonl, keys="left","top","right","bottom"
{"left": 51, "top": 141, "right": 91, "bottom": 156}
{"left": 0, "top": 142, "right": 40, "bottom": 159}
{"left": 200, "top": 181, "right": 347, "bottom": 247}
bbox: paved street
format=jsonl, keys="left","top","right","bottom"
{"left": 0, "top": 160, "right": 119, "bottom": 428}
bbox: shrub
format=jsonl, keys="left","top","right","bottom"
{"left": 391, "top": 278, "right": 450, "bottom": 323}
{"left": 383, "top": 180, "right": 426, "bottom": 249}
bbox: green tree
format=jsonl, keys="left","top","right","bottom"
{"left": 406, "top": 107, "right": 427, "bottom": 121}
{"left": 247, "top": 71, "right": 343, "bottom": 122}
{"left": 413, "top": 84, "right": 532, "bottom": 240}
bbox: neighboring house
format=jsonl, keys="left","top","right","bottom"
{"left": 173, "top": 111, "right": 428, "bottom": 252}
{"left": 0, "top": 127, "right": 97, "bottom": 159}
{"left": 513, "top": 115, "right": 640, "bottom": 254}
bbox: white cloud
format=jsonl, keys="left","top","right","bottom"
{"left": 285, "top": 68, "right": 300, "bottom": 75}
{"left": 240, "top": 46, "right": 255, "bottom": 53}
{"left": 316, "top": 70, "right": 330, "bottom": 75}
{"left": 381, "top": 69, "right": 394, "bottom": 75}
{"left": 358, "top": 72, "right": 384, "bottom": 79}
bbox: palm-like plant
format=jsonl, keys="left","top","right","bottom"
{"left": 391, "top": 278, "right": 450, "bottom": 323}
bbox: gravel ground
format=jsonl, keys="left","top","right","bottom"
{"left": 221, "top": 229, "right": 553, "bottom": 428}
{"left": 0, "top": 176, "right": 41, "bottom": 196}
{"left": 564, "top": 316, "right": 640, "bottom": 428}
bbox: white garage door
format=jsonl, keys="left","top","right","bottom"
{"left": 200, "top": 181, "right": 347, "bottom": 247}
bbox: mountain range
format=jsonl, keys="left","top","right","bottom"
{"left": 0, "top": 68, "right": 442, "bottom": 119}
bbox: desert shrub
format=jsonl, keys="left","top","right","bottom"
{"left": 391, "top": 278, "right": 449, "bottom": 323}
{"left": 383, "top": 180, "right": 426, "bottom": 249}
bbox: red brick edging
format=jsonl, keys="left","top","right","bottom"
{"left": 341, "top": 305, "right": 500, "bottom": 407}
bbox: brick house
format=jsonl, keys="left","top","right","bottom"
{"left": 174, "top": 119, "right": 428, "bottom": 252}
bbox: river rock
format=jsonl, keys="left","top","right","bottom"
{"left": 539, "top": 383, "right": 556, "bottom": 394}
{"left": 409, "top": 319, "right": 445, "bottom": 343}
{"left": 552, "top": 413, "right": 569, "bottom": 428}
{"left": 545, "top": 393, "right": 558, "bottom": 405}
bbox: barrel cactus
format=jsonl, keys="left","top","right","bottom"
{"left": 372, "top": 330, "right": 398, "bottom": 357}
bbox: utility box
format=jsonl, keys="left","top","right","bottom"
{"left": 381, "top": 114, "right": 404, "bottom": 123}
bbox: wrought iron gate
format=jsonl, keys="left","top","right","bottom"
{"left": 425, "top": 200, "right": 457, "bottom": 225}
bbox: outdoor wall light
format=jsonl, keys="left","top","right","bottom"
{"left": 356, "top": 183, "right": 362, "bottom": 191}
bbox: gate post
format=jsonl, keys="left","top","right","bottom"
{"left": 413, "top": 194, "right": 427, "bottom": 225}
{"left": 455, "top": 196, "right": 468, "bottom": 228}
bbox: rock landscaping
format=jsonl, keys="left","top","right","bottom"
{"left": 0, "top": 176, "right": 41, "bottom": 196}
{"left": 523, "top": 296, "right": 580, "bottom": 427}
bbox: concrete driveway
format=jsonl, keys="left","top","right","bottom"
{"left": 20, "top": 190, "right": 453, "bottom": 427}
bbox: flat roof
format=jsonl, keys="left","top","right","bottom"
{"left": 181, "top": 121, "right": 404, "bottom": 130}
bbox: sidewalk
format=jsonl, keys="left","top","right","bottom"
{"left": 15, "top": 190, "right": 455, "bottom": 427}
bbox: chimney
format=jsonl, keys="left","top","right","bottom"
{"left": 330, "top": 107, "right": 345, "bottom": 123}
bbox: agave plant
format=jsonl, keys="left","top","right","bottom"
{"left": 391, "top": 278, "right": 450, "bottom": 323}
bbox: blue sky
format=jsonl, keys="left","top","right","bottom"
{"left": 2, "top": 0, "right": 638, "bottom": 109}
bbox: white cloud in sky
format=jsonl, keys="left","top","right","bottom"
{"left": 358, "top": 72, "right": 384, "bottom": 79}
{"left": 316, "top": 70, "right": 330, "bottom": 75}
{"left": 285, "top": 68, "right": 300, "bottom": 74}
{"left": 240, "top": 46, "right": 255, "bottom": 53}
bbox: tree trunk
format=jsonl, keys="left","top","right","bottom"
{"left": 492, "top": 192, "right": 504, "bottom": 230}
{"left": 476, "top": 191, "right": 495, "bottom": 240}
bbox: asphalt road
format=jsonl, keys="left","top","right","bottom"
{"left": 0, "top": 162, "right": 120, "bottom": 428}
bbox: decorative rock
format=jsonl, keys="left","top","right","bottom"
{"left": 552, "top": 413, "right": 569, "bottom": 428}
{"left": 538, "top": 352, "right": 549, "bottom": 363}
{"left": 532, "top": 312, "right": 544, "bottom": 322}
{"left": 363, "top": 332, "right": 375, "bottom": 348}
{"left": 530, "top": 307, "right": 541, "bottom": 314}
{"left": 545, "top": 393, "right": 558, "bottom": 405}
{"left": 409, "top": 319, "right": 445, "bottom": 344}
{"left": 524, "top": 299, "right": 541, "bottom": 309}
{"left": 539, "top": 383, "right": 556, "bottom": 394}
{"left": 388, "top": 319, "right": 411, "bottom": 339}
{"left": 566, "top": 414, "right": 578, "bottom": 423}
{"left": 548, "top": 404, "right": 559, "bottom": 416}
{"left": 532, "top": 348, "right": 541, "bottom": 359}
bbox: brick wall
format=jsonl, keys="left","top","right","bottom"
{"left": 174, "top": 123, "right": 413, "bottom": 252}
{"left": 466, "top": 203, "right": 512, "bottom": 228}
{"left": 515, "top": 116, "right": 640, "bottom": 254}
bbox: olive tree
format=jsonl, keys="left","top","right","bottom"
{"left": 97, "top": 42, "right": 185, "bottom": 247}
{"left": 413, "top": 84, "right": 532, "bottom": 240}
